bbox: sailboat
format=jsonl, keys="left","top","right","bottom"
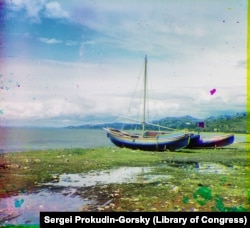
{"left": 103, "top": 55, "right": 190, "bottom": 152}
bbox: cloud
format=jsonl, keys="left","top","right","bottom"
{"left": 65, "top": 40, "right": 78, "bottom": 46}
{"left": 9, "top": 0, "right": 69, "bottom": 22}
{"left": 9, "top": 0, "right": 45, "bottom": 22}
{"left": 62, "top": 0, "right": 246, "bottom": 64}
{"left": 38, "top": 37, "right": 62, "bottom": 44}
{"left": 1, "top": 0, "right": 247, "bottom": 127}
{"left": 44, "top": 1, "right": 69, "bottom": 19}
{"left": 0, "top": 56, "right": 246, "bottom": 127}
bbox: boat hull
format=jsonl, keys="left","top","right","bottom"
{"left": 187, "top": 133, "right": 234, "bottom": 148}
{"left": 104, "top": 128, "right": 190, "bottom": 152}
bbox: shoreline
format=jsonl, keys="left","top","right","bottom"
{"left": 0, "top": 132, "right": 247, "bottom": 154}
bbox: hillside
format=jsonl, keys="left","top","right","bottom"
{"left": 156, "top": 113, "right": 246, "bottom": 133}
{"left": 66, "top": 112, "right": 247, "bottom": 133}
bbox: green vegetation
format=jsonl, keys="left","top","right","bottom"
{"left": 1, "top": 140, "right": 249, "bottom": 215}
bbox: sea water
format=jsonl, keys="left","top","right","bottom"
{"left": 0, "top": 127, "right": 113, "bottom": 153}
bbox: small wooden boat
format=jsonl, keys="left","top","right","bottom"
{"left": 187, "top": 133, "right": 234, "bottom": 149}
{"left": 104, "top": 127, "right": 190, "bottom": 152}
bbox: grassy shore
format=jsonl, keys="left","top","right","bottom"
{"left": 0, "top": 141, "right": 249, "bottom": 216}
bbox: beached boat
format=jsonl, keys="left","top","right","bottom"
{"left": 187, "top": 133, "right": 234, "bottom": 149}
{"left": 103, "top": 55, "right": 190, "bottom": 152}
{"left": 104, "top": 127, "right": 190, "bottom": 152}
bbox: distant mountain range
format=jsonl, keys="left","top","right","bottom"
{"left": 66, "top": 112, "right": 247, "bottom": 133}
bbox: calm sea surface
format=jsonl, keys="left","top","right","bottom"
{"left": 0, "top": 127, "right": 246, "bottom": 153}
{"left": 0, "top": 127, "right": 114, "bottom": 153}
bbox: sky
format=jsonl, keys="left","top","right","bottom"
{"left": 0, "top": 0, "right": 248, "bottom": 127}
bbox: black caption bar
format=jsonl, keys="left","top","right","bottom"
{"left": 40, "top": 212, "right": 250, "bottom": 227}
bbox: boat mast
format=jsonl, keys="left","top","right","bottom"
{"left": 142, "top": 55, "right": 147, "bottom": 136}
